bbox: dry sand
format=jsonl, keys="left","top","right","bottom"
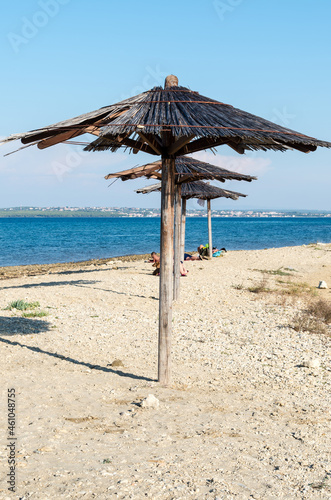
{"left": 0, "top": 244, "right": 330, "bottom": 499}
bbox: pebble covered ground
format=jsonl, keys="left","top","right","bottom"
{"left": 0, "top": 244, "right": 330, "bottom": 499}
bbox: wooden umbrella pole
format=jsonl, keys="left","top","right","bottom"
{"left": 180, "top": 198, "right": 186, "bottom": 262}
{"left": 207, "top": 199, "right": 213, "bottom": 258}
{"left": 173, "top": 183, "right": 182, "bottom": 302}
{"left": 158, "top": 156, "right": 175, "bottom": 385}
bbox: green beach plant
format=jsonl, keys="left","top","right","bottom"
{"left": 5, "top": 300, "right": 40, "bottom": 311}
{"left": 254, "top": 267, "right": 294, "bottom": 276}
{"left": 278, "top": 281, "right": 317, "bottom": 297}
{"left": 22, "top": 311, "right": 48, "bottom": 318}
{"left": 4, "top": 299, "right": 49, "bottom": 318}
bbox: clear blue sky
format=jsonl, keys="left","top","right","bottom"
{"left": 0, "top": 0, "right": 330, "bottom": 210}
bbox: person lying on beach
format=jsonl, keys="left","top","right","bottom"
{"left": 184, "top": 252, "right": 201, "bottom": 261}
{"left": 150, "top": 252, "right": 188, "bottom": 276}
{"left": 198, "top": 244, "right": 227, "bottom": 258}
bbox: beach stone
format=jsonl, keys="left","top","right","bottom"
{"left": 139, "top": 394, "right": 160, "bottom": 409}
{"left": 302, "top": 358, "right": 320, "bottom": 369}
{"left": 119, "top": 411, "right": 131, "bottom": 418}
{"left": 110, "top": 359, "right": 124, "bottom": 367}
{"left": 318, "top": 280, "right": 328, "bottom": 289}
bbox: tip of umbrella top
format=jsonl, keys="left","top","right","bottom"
{"left": 164, "top": 75, "right": 178, "bottom": 88}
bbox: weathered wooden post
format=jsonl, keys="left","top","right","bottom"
{"left": 173, "top": 183, "right": 182, "bottom": 301}
{"left": 158, "top": 157, "right": 175, "bottom": 384}
{"left": 158, "top": 74, "right": 178, "bottom": 385}
{"left": 180, "top": 197, "right": 186, "bottom": 262}
{"left": 207, "top": 199, "right": 213, "bottom": 258}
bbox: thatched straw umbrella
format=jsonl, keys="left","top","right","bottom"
{"left": 2, "top": 74, "right": 331, "bottom": 385}
{"left": 104, "top": 155, "right": 257, "bottom": 183}
{"left": 136, "top": 180, "right": 247, "bottom": 283}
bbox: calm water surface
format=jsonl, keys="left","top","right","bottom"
{"left": 0, "top": 217, "right": 330, "bottom": 267}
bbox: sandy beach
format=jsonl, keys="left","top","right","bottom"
{"left": 0, "top": 244, "right": 330, "bottom": 499}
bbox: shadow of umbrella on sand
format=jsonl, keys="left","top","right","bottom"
{"left": 2, "top": 74, "right": 331, "bottom": 385}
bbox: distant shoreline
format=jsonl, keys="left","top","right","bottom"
{"left": 1, "top": 206, "right": 331, "bottom": 219}
{"left": 0, "top": 212, "right": 330, "bottom": 219}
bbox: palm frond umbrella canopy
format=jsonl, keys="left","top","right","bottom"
{"left": 136, "top": 179, "right": 247, "bottom": 267}
{"left": 5, "top": 80, "right": 331, "bottom": 152}
{"left": 2, "top": 74, "right": 331, "bottom": 385}
{"left": 105, "top": 155, "right": 257, "bottom": 183}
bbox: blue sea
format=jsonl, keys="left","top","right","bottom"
{"left": 0, "top": 217, "right": 330, "bottom": 267}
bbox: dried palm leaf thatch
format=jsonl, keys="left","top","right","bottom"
{"left": 136, "top": 180, "right": 246, "bottom": 200}
{"left": 2, "top": 84, "right": 330, "bottom": 157}
{"left": 84, "top": 85, "right": 331, "bottom": 155}
{"left": 105, "top": 155, "right": 257, "bottom": 184}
